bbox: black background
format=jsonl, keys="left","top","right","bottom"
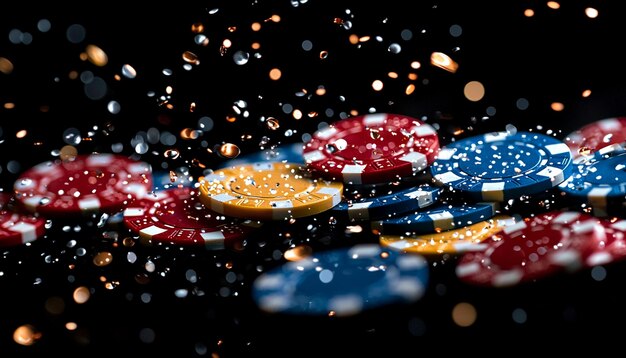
{"left": 2, "top": 1, "right": 626, "bottom": 356}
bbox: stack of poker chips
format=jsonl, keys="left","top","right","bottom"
{"left": 9, "top": 113, "right": 626, "bottom": 316}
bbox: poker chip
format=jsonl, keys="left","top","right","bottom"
{"left": 303, "top": 113, "right": 440, "bottom": 185}
{"left": 0, "top": 192, "right": 47, "bottom": 248}
{"left": 558, "top": 143, "right": 626, "bottom": 217}
{"left": 580, "top": 218, "right": 626, "bottom": 267}
{"left": 379, "top": 215, "right": 517, "bottom": 255}
{"left": 252, "top": 243, "right": 428, "bottom": 316}
{"left": 14, "top": 153, "right": 152, "bottom": 217}
{"left": 372, "top": 201, "right": 499, "bottom": 236}
{"left": 330, "top": 184, "right": 439, "bottom": 221}
{"left": 342, "top": 169, "right": 434, "bottom": 199}
{"left": 218, "top": 142, "right": 304, "bottom": 168}
{"left": 455, "top": 211, "right": 598, "bottom": 287}
{"left": 564, "top": 117, "right": 626, "bottom": 157}
{"left": 198, "top": 162, "right": 343, "bottom": 220}
{"left": 430, "top": 131, "right": 573, "bottom": 202}
{"left": 123, "top": 187, "right": 262, "bottom": 250}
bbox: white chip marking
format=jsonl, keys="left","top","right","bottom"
{"left": 434, "top": 171, "right": 463, "bottom": 184}
{"left": 342, "top": 164, "right": 367, "bottom": 184}
{"left": 201, "top": 231, "right": 225, "bottom": 249}
{"left": 434, "top": 147, "right": 456, "bottom": 161}
{"left": 481, "top": 182, "right": 505, "bottom": 201}
{"left": 140, "top": 225, "right": 168, "bottom": 237}
{"left": 347, "top": 202, "right": 373, "bottom": 220}
{"left": 428, "top": 211, "right": 453, "bottom": 229}
{"left": 493, "top": 269, "right": 523, "bottom": 287}
{"left": 315, "top": 126, "right": 339, "bottom": 140}
{"left": 123, "top": 207, "right": 144, "bottom": 217}
{"left": 399, "top": 151, "right": 427, "bottom": 171}
{"left": 303, "top": 149, "right": 326, "bottom": 163}
{"left": 545, "top": 142, "right": 570, "bottom": 155}
{"left": 78, "top": 197, "right": 101, "bottom": 211}
{"left": 455, "top": 262, "right": 481, "bottom": 277}
{"left": 537, "top": 165, "right": 565, "bottom": 185}
{"left": 362, "top": 113, "right": 387, "bottom": 126}
{"left": 9, "top": 222, "right": 37, "bottom": 242}
{"left": 87, "top": 153, "right": 114, "bottom": 166}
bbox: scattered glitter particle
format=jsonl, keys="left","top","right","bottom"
{"left": 372, "top": 80, "right": 384, "bottom": 91}
{"left": 430, "top": 52, "right": 458, "bottom": 73}
{"left": 266, "top": 117, "right": 280, "bottom": 130}
{"left": 464, "top": 81, "right": 485, "bottom": 102}
{"left": 86, "top": 44, "right": 108, "bottom": 66}
{"left": 13, "top": 325, "right": 41, "bottom": 346}
{"left": 452, "top": 302, "right": 477, "bottom": 327}
{"left": 0, "top": 57, "right": 14, "bottom": 74}
{"left": 269, "top": 68, "right": 282, "bottom": 80}
{"left": 585, "top": 7, "right": 599, "bottom": 18}
{"left": 284, "top": 245, "right": 313, "bottom": 261}
{"left": 93, "top": 252, "right": 113, "bottom": 267}
{"left": 551, "top": 102, "right": 564, "bottom": 111}
{"left": 191, "top": 22, "right": 205, "bottom": 33}
{"left": 182, "top": 51, "right": 200, "bottom": 64}
{"left": 547, "top": 1, "right": 560, "bottom": 10}
{"left": 59, "top": 145, "right": 78, "bottom": 161}
{"left": 121, "top": 64, "right": 137, "bottom": 79}
{"left": 73, "top": 286, "right": 91, "bottom": 304}
{"left": 219, "top": 143, "right": 240, "bottom": 158}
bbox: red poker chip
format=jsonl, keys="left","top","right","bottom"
{"left": 13, "top": 153, "right": 152, "bottom": 217}
{"left": 0, "top": 192, "right": 47, "bottom": 248}
{"left": 303, "top": 113, "right": 440, "bottom": 185}
{"left": 455, "top": 211, "right": 599, "bottom": 287}
{"left": 123, "top": 187, "right": 263, "bottom": 250}
{"left": 575, "top": 218, "right": 626, "bottom": 268}
{"left": 565, "top": 117, "right": 626, "bottom": 157}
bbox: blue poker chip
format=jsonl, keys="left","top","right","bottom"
{"left": 218, "top": 142, "right": 303, "bottom": 168}
{"left": 152, "top": 168, "right": 195, "bottom": 191}
{"left": 558, "top": 143, "right": 626, "bottom": 216}
{"left": 430, "top": 131, "right": 573, "bottom": 202}
{"left": 252, "top": 243, "right": 428, "bottom": 316}
{"left": 372, "top": 201, "right": 499, "bottom": 235}
{"left": 331, "top": 184, "right": 440, "bottom": 221}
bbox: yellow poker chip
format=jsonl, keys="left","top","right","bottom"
{"left": 198, "top": 162, "right": 344, "bottom": 220}
{"left": 379, "top": 215, "right": 518, "bottom": 255}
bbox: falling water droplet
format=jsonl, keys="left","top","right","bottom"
{"left": 182, "top": 51, "right": 200, "bottom": 64}
{"left": 505, "top": 124, "right": 517, "bottom": 135}
{"left": 233, "top": 51, "right": 250, "bottom": 65}
{"left": 121, "top": 64, "right": 137, "bottom": 79}
{"left": 267, "top": 117, "right": 280, "bottom": 130}
{"left": 220, "top": 143, "right": 240, "bottom": 158}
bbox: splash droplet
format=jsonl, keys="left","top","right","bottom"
{"left": 182, "top": 51, "right": 200, "bottom": 65}
{"left": 219, "top": 143, "right": 240, "bottom": 159}
{"left": 164, "top": 149, "right": 180, "bottom": 159}
{"left": 86, "top": 44, "right": 108, "bottom": 66}
{"left": 121, "top": 64, "right": 136, "bottom": 79}
{"left": 93, "top": 252, "right": 113, "bottom": 267}
{"left": 388, "top": 43, "right": 401, "bottom": 54}
{"left": 267, "top": 117, "right": 280, "bottom": 130}
{"left": 233, "top": 51, "right": 249, "bottom": 65}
